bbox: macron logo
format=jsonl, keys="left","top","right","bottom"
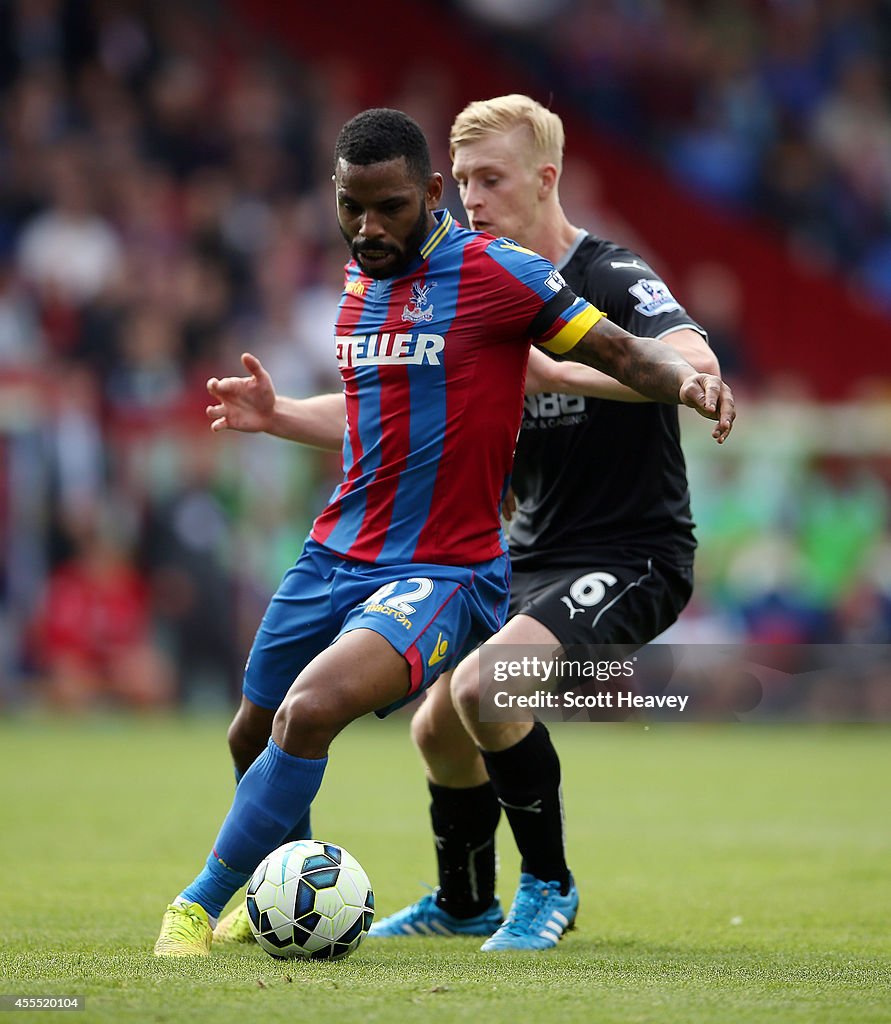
{"left": 427, "top": 632, "right": 449, "bottom": 667}
{"left": 336, "top": 333, "right": 445, "bottom": 367}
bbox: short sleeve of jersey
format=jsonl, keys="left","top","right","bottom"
{"left": 484, "top": 237, "right": 605, "bottom": 354}
{"left": 578, "top": 241, "right": 707, "bottom": 341}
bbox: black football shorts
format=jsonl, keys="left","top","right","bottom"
{"left": 507, "top": 554, "right": 693, "bottom": 651}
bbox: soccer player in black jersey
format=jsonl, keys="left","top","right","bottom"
{"left": 205, "top": 97, "right": 728, "bottom": 953}
{"left": 367, "top": 95, "right": 720, "bottom": 950}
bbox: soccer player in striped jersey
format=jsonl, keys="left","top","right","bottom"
{"left": 154, "top": 107, "right": 733, "bottom": 956}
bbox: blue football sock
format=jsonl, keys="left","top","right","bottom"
{"left": 181, "top": 738, "right": 327, "bottom": 917}
{"left": 234, "top": 765, "right": 312, "bottom": 842}
{"left": 283, "top": 808, "right": 312, "bottom": 842}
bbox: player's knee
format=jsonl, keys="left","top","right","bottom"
{"left": 411, "top": 700, "right": 451, "bottom": 762}
{"left": 273, "top": 687, "right": 348, "bottom": 753}
{"left": 228, "top": 704, "right": 274, "bottom": 771}
{"left": 409, "top": 700, "right": 434, "bottom": 753}
{"left": 411, "top": 700, "right": 484, "bottom": 785}
{"left": 450, "top": 658, "right": 482, "bottom": 719}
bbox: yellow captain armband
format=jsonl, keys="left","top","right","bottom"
{"left": 538, "top": 305, "right": 605, "bottom": 355}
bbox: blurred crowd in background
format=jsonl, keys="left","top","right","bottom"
{"left": 1, "top": 0, "right": 890, "bottom": 715}
{"left": 458, "top": 0, "right": 891, "bottom": 309}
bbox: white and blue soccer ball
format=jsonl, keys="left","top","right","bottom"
{"left": 245, "top": 840, "right": 374, "bottom": 960}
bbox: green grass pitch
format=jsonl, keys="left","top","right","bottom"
{"left": 1, "top": 714, "right": 889, "bottom": 1023}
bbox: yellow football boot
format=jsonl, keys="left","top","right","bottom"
{"left": 214, "top": 902, "right": 254, "bottom": 945}
{"left": 153, "top": 901, "right": 213, "bottom": 957}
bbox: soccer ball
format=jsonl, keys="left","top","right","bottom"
{"left": 245, "top": 840, "right": 374, "bottom": 960}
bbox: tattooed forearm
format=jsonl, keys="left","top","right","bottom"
{"left": 570, "top": 317, "right": 691, "bottom": 404}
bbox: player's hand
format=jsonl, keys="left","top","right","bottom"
{"left": 206, "top": 352, "right": 276, "bottom": 434}
{"left": 678, "top": 373, "right": 736, "bottom": 444}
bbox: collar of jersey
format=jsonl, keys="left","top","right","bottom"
{"left": 418, "top": 209, "right": 454, "bottom": 262}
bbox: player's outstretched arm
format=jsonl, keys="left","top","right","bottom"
{"left": 206, "top": 352, "right": 346, "bottom": 451}
{"left": 527, "top": 329, "right": 720, "bottom": 402}
{"left": 567, "top": 318, "right": 735, "bottom": 443}
{"left": 524, "top": 345, "right": 648, "bottom": 401}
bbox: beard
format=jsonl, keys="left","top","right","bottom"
{"left": 341, "top": 201, "right": 431, "bottom": 280}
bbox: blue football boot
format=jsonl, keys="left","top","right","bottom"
{"left": 481, "top": 873, "right": 578, "bottom": 951}
{"left": 369, "top": 890, "right": 503, "bottom": 938}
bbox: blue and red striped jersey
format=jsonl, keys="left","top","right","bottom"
{"left": 311, "top": 210, "right": 604, "bottom": 565}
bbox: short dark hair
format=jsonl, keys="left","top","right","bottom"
{"left": 334, "top": 108, "right": 432, "bottom": 184}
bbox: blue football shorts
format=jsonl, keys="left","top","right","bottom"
{"left": 242, "top": 537, "right": 511, "bottom": 717}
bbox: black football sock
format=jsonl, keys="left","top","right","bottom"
{"left": 480, "top": 721, "right": 571, "bottom": 894}
{"left": 429, "top": 779, "right": 500, "bottom": 919}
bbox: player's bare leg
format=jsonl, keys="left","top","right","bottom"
{"left": 451, "top": 615, "right": 579, "bottom": 951}
{"left": 412, "top": 672, "right": 486, "bottom": 787}
{"left": 271, "top": 628, "right": 411, "bottom": 756}
{"left": 451, "top": 614, "right": 560, "bottom": 751}
{"left": 155, "top": 630, "right": 413, "bottom": 956}
{"left": 227, "top": 697, "right": 275, "bottom": 776}
{"left": 217, "top": 697, "right": 304, "bottom": 945}
{"left": 370, "top": 674, "right": 504, "bottom": 938}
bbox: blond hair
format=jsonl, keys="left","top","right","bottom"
{"left": 449, "top": 94, "right": 565, "bottom": 171}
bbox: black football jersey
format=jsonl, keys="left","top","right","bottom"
{"left": 509, "top": 232, "right": 707, "bottom": 569}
